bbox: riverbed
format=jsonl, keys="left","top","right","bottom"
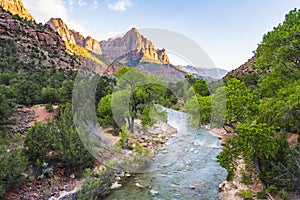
{"left": 105, "top": 108, "right": 226, "bottom": 200}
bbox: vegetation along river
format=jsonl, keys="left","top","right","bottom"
{"left": 105, "top": 108, "right": 226, "bottom": 200}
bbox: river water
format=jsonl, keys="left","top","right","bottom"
{"left": 105, "top": 108, "right": 226, "bottom": 200}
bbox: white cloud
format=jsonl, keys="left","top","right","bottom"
{"left": 68, "top": 0, "right": 87, "bottom": 7}
{"left": 93, "top": 0, "right": 98, "bottom": 6}
{"left": 107, "top": 0, "right": 131, "bottom": 11}
{"left": 23, "top": 0, "right": 68, "bottom": 23}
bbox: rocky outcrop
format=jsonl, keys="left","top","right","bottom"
{"left": 47, "top": 18, "right": 76, "bottom": 44}
{"left": 0, "top": 0, "right": 34, "bottom": 21}
{"left": 0, "top": 9, "right": 65, "bottom": 50}
{"left": 47, "top": 18, "right": 102, "bottom": 55}
{"left": 100, "top": 28, "right": 170, "bottom": 64}
{"left": 71, "top": 30, "right": 85, "bottom": 45}
{"left": 83, "top": 36, "right": 102, "bottom": 54}
{"left": 224, "top": 56, "right": 256, "bottom": 79}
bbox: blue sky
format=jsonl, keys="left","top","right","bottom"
{"left": 23, "top": 0, "right": 299, "bottom": 70}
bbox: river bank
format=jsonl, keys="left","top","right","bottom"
{"left": 208, "top": 127, "right": 265, "bottom": 200}
{"left": 105, "top": 108, "right": 226, "bottom": 200}
{"left": 55, "top": 121, "right": 177, "bottom": 199}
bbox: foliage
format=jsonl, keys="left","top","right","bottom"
{"left": 238, "top": 189, "right": 253, "bottom": 200}
{"left": 25, "top": 122, "right": 54, "bottom": 163}
{"left": 25, "top": 103, "right": 95, "bottom": 174}
{"left": 256, "top": 191, "right": 267, "bottom": 199}
{"left": 97, "top": 94, "right": 116, "bottom": 126}
{"left": 118, "top": 125, "right": 131, "bottom": 149}
{"left": 0, "top": 91, "right": 12, "bottom": 125}
{"left": 0, "top": 142, "right": 27, "bottom": 196}
{"left": 112, "top": 67, "right": 168, "bottom": 133}
{"left": 184, "top": 95, "right": 211, "bottom": 126}
{"left": 217, "top": 124, "right": 278, "bottom": 180}
{"left": 225, "top": 78, "right": 259, "bottom": 123}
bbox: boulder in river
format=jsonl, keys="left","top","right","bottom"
{"left": 111, "top": 182, "right": 122, "bottom": 189}
{"left": 150, "top": 189, "right": 159, "bottom": 196}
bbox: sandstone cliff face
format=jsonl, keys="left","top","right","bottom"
{"left": 47, "top": 18, "right": 76, "bottom": 44}
{"left": 100, "top": 28, "right": 170, "bottom": 64}
{"left": 0, "top": 0, "right": 34, "bottom": 21}
{"left": 47, "top": 18, "right": 102, "bottom": 55}
{"left": 83, "top": 36, "right": 102, "bottom": 54}
{"left": 70, "top": 30, "right": 85, "bottom": 45}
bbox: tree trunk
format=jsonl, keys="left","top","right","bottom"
{"left": 130, "top": 117, "right": 134, "bottom": 133}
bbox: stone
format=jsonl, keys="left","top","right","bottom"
{"left": 189, "top": 185, "right": 196, "bottom": 189}
{"left": 70, "top": 174, "right": 75, "bottom": 179}
{"left": 111, "top": 182, "right": 122, "bottom": 190}
{"left": 135, "top": 183, "right": 144, "bottom": 189}
{"left": 150, "top": 189, "right": 159, "bottom": 196}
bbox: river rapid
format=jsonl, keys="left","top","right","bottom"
{"left": 105, "top": 108, "right": 226, "bottom": 200}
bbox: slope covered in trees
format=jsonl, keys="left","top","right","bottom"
{"left": 185, "top": 8, "right": 300, "bottom": 198}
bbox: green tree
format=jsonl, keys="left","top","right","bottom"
{"left": 113, "top": 67, "right": 167, "bottom": 133}
{"left": 225, "top": 78, "right": 259, "bottom": 123}
{"left": 217, "top": 124, "right": 278, "bottom": 181}
{"left": 97, "top": 94, "right": 116, "bottom": 126}
{"left": 0, "top": 92, "right": 12, "bottom": 125}
{"left": 42, "top": 87, "right": 58, "bottom": 104}
{"left": 0, "top": 143, "right": 27, "bottom": 196}
{"left": 24, "top": 122, "right": 54, "bottom": 163}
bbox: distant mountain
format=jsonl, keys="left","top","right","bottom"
{"left": 179, "top": 65, "right": 228, "bottom": 79}
{"left": 47, "top": 18, "right": 102, "bottom": 55}
{"left": 0, "top": 0, "right": 34, "bottom": 21}
{"left": 224, "top": 56, "right": 256, "bottom": 79}
{"left": 0, "top": 0, "right": 226, "bottom": 81}
{"left": 100, "top": 28, "right": 170, "bottom": 65}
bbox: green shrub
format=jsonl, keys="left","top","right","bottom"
{"left": 45, "top": 103, "right": 53, "bottom": 112}
{"left": 256, "top": 191, "right": 267, "bottom": 199}
{"left": 241, "top": 174, "right": 253, "bottom": 185}
{"left": 24, "top": 122, "right": 54, "bottom": 163}
{"left": 238, "top": 189, "right": 253, "bottom": 200}
{"left": 0, "top": 145, "right": 27, "bottom": 196}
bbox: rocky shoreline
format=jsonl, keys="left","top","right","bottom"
{"left": 208, "top": 127, "right": 265, "bottom": 200}
{"left": 55, "top": 121, "right": 178, "bottom": 200}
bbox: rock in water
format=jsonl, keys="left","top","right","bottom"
{"left": 150, "top": 189, "right": 159, "bottom": 196}
{"left": 135, "top": 183, "right": 144, "bottom": 189}
{"left": 111, "top": 182, "right": 122, "bottom": 190}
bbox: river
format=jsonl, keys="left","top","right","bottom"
{"left": 105, "top": 108, "right": 226, "bottom": 200}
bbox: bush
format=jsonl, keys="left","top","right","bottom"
{"left": 45, "top": 103, "right": 53, "bottom": 112}
{"left": 238, "top": 189, "right": 253, "bottom": 200}
{"left": 256, "top": 191, "right": 267, "bottom": 199}
{"left": 24, "top": 104, "right": 95, "bottom": 174}
{"left": 241, "top": 174, "right": 253, "bottom": 185}
{"left": 24, "top": 122, "right": 54, "bottom": 164}
{"left": 0, "top": 145, "right": 27, "bottom": 196}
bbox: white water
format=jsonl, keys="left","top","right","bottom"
{"left": 105, "top": 108, "right": 226, "bottom": 200}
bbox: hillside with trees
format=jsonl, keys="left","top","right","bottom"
{"left": 185, "top": 8, "right": 300, "bottom": 199}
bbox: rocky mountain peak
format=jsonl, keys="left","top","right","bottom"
{"left": 100, "top": 27, "right": 170, "bottom": 64}
{"left": 47, "top": 18, "right": 76, "bottom": 44}
{"left": 0, "top": 0, "right": 34, "bottom": 21}
{"left": 83, "top": 36, "right": 102, "bottom": 54}
{"left": 47, "top": 18, "right": 101, "bottom": 55}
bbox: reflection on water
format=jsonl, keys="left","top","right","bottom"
{"left": 105, "top": 109, "right": 226, "bottom": 200}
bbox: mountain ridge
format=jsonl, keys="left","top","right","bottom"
{"left": 0, "top": 0, "right": 34, "bottom": 21}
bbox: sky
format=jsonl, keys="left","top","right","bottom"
{"left": 22, "top": 0, "right": 299, "bottom": 70}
